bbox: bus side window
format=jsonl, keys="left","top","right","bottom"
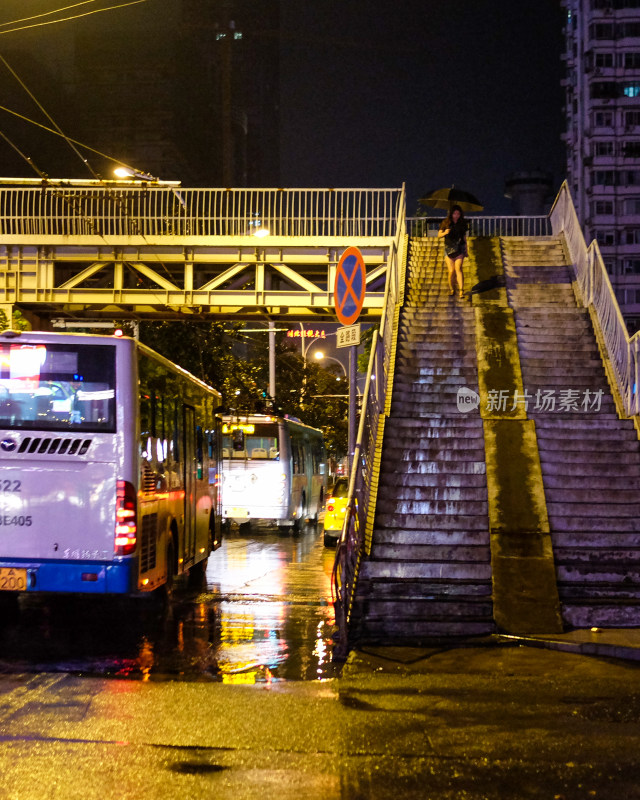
{"left": 149, "top": 392, "right": 157, "bottom": 438}
{"left": 196, "top": 425, "right": 204, "bottom": 479}
{"left": 173, "top": 404, "right": 180, "bottom": 463}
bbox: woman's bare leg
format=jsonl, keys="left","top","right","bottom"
{"left": 454, "top": 257, "right": 465, "bottom": 297}
{"left": 445, "top": 255, "right": 456, "bottom": 294}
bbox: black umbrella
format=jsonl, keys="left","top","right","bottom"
{"left": 419, "top": 186, "right": 484, "bottom": 212}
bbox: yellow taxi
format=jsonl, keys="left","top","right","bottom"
{"left": 322, "top": 477, "right": 349, "bottom": 547}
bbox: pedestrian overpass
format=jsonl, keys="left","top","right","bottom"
{"left": 0, "top": 180, "right": 406, "bottom": 326}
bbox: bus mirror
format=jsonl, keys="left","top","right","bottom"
{"left": 232, "top": 429, "right": 245, "bottom": 451}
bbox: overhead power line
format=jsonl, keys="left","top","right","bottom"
{"left": 0, "top": 128, "right": 47, "bottom": 178}
{"left": 0, "top": 0, "right": 148, "bottom": 35}
{"left": 0, "top": 53, "right": 98, "bottom": 178}
{"left": 0, "top": 102, "right": 135, "bottom": 171}
{"left": 0, "top": 1, "right": 107, "bottom": 29}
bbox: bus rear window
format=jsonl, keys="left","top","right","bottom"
{"left": 0, "top": 343, "right": 116, "bottom": 432}
{"left": 222, "top": 423, "right": 279, "bottom": 459}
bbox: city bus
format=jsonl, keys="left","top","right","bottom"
{"left": 0, "top": 329, "right": 222, "bottom": 600}
{"left": 220, "top": 414, "right": 327, "bottom": 531}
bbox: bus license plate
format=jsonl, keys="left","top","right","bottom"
{"left": 228, "top": 508, "right": 249, "bottom": 518}
{"left": 0, "top": 568, "right": 27, "bottom": 592}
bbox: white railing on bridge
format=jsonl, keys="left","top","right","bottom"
{"left": 407, "top": 215, "right": 552, "bottom": 238}
{"left": 550, "top": 181, "right": 640, "bottom": 417}
{"left": 0, "top": 183, "right": 404, "bottom": 239}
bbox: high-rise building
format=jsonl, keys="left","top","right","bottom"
{"left": 561, "top": 0, "right": 640, "bottom": 332}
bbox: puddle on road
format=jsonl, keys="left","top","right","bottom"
{"left": 0, "top": 528, "right": 339, "bottom": 683}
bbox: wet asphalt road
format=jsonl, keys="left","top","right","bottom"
{"left": 0, "top": 524, "right": 338, "bottom": 683}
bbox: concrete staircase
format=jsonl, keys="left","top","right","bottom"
{"left": 503, "top": 237, "right": 640, "bottom": 628}
{"left": 349, "top": 233, "right": 640, "bottom": 647}
{"left": 351, "top": 237, "right": 495, "bottom": 644}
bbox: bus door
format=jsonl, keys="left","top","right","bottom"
{"left": 183, "top": 405, "right": 197, "bottom": 563}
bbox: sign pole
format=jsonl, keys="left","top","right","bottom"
{"left": 268, "top": 321, "right": 276, "bottom": 401}
{"left": 348, "top": 345, "right": 357, "bottom": 475}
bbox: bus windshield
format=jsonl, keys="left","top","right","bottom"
{"left": 0, "top": 343, "right": 116, "bottom": 432}
{"left": 222, "top": 422, "right": 279, "bottom": 459}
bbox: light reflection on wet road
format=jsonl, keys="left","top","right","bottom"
{"left": 0, "top": 525, "right": 338, "bottom": 683}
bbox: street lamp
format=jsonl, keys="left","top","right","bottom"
{"left": 314, "top": 351, "right": 347, "bottom": 379}
{"left": 112, "top": 166, "right": 181, "bottom": 187}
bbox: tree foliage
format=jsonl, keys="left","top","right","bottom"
{"left": 357, "top": 324, "right": 378, "bottom": 373}
{"left": 139, "top": 320, "right": 348, "bottom": 458}
{"left": 0, "top": 309, "right": 31, "bottom": 332}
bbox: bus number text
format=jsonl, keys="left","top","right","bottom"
{"left": 0, "top": 515, "right": 32, "bottom": 527}
{"left": 1, "top": 480, "right": 21, "bottom": 493}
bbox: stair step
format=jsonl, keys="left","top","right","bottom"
{"left": 540, "top": 450, "right": 640, "bottom": 465}
{"left": 372, "top": 528, "right": 489, "bottom": 545}
{"left": 545, "top": 488, "right": 640, "bottom": 503}
{"left": 393, "top": 374, "right": 479, "bottom": 387}
{"left": 376, "top": 499, "right": 488, "bottom": 516}
{"left": 549, "top": 516, "right": 640, "bottom": 532}
{"left": 354, "top": 618, "right": 497, "bottom": 640}
{"left": 394, "top": 362, "right": 473, "bottom": 375}
{"left": 385, "top": 416, "right": 484, "bottom": 429}
{"left": 533, "top": 417, "right": 635, "bottom": 430}
{"left": 382, "top": 443, "right": 486, "bottom": 459}
{"left": 354, "top": 599, "right": 494, "bottom": 619}
{"left": 560, "top": 604, "right": 640, "bottom": 628}
{"left": 541, "top": 461, "right": 640, "bottom": 478}
{"left": 379, "top": 473, "right": 487, "bottom": 489}
{"left": 355, "top": 579, "right": 493, "bottom": 599}
{"left": 390, "top": 402, "right": 481, "bottom": 415}
{"left": 375, "top": 513, "right": 488, "bottom": 530}
{"left": 557, "top": 565, "right": 640, "bottom": 581}
{"left": 554, "top": 547, "right": 640, "bottom": 564}
{"left": 360, "top": 560, "right": 492, "bottom": 580}
{"left": 383, "top": 423, "right": 485, "bottom": 437}
{"left": 382, "top": 436, "right": 485, "bottom": 451}
{"left": 547, "top": 502, "right": 640, "bottom": 519}
{"left": 536, "top": 437, "right": 639, "bottom": 453}
{"left": 372, "top": 544, "right": 491, "bottom": 562}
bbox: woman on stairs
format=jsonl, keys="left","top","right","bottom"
{"left": 438, "top": 204, "right": 468, "bottom": 299}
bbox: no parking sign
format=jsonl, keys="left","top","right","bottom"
{"left": 334, "top": 247, "right": 365, "bottom": 326}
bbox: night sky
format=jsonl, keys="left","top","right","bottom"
{"left": 0, "top": 0, "right": 566, "bottom": 214}
{"left": 280, "top": 0, "right": 566, "bottom": 214}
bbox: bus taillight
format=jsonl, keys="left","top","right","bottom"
{"left": 115, "top": 480, "right": 137, "bottom": 555}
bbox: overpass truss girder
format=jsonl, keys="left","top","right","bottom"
{"left": 0, "top": 237, "right": 391, "bottom": 322}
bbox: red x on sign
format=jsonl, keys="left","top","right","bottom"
{"left": 334, "top": 247, "right": 366, "bottom": 326}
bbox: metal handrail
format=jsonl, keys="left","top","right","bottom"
{"left": 331, "top": 187, "right": 407, "bottom": 660}
{"left": 550, "top": 180, "right": 640, "bottom": 416}
{"left": 406, "top": 215, "right": 551, "bottom": 238}
{"left": 0, "top": 184, "right": 404, "bottom": 239}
